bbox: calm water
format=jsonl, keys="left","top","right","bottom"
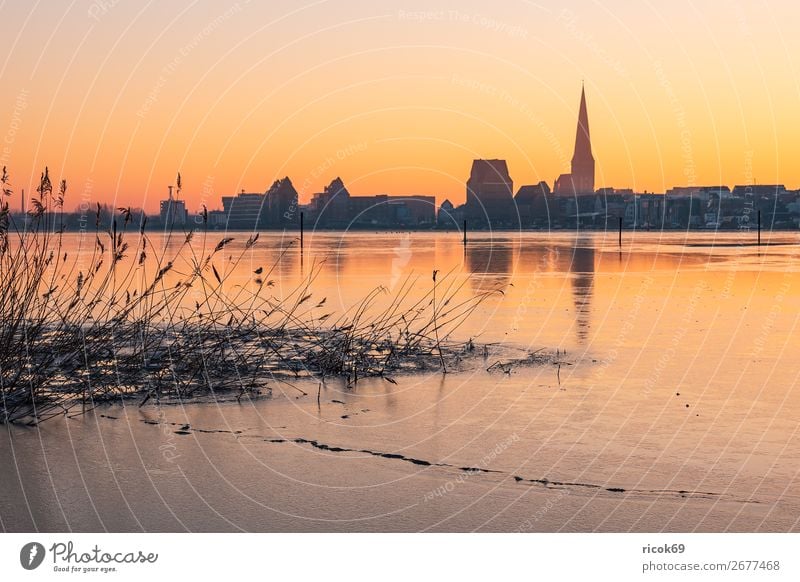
{"left": 2, "top": 230, "right": 800, "bottom": 532}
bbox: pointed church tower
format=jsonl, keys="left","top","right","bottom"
{"left": 554, "top": 85, "right": 595, "bottom": 195}
{"left": 570, "top": 84, "right": 594, "bottom": 193}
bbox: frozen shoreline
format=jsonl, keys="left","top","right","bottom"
{"left": 2, "top": 363, "right": 796, "bottom": 533}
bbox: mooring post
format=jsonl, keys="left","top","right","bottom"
{"left": 757, "top": 210, "right": 761, "bottom": 246}
{"left": 300, "top": 211, "right": 304, "bottom": 250}
{"left": 463, "top": 219, "right": 467, "bottom": 246}
{"left": 618, "top": 216, "right": 622, "bottom": 247}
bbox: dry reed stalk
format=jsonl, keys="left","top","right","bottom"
{"left": 0, "top": 169, "right": 503, "bottom": 425}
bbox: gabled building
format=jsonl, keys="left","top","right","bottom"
{"left": 309, "top": 177, "right": 350, "bottom": 227}
{"left": 465, "top": 159, "right": 515, "bottom": 226}
{"left": 265, "top": 177, "right": 299, "bottom": 227}
{"left": 514, "top": 181, "right": 555, "bottom": 227}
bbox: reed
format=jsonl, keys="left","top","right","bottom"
{"left": 0, "top": 169, "right": 501, "bottom": 424}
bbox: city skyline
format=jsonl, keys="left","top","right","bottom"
{"left": 8, "top": 81, "right": 799, "bottom": 224}
{"left": 9, "top": 85, "right": 797, "bottom": 232}
{"left": 143, "top": 86, "right": 800, "bottom": 233}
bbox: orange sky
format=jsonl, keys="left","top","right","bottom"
{"left": 1, "top": 0, "right": 799, "bottom": 212}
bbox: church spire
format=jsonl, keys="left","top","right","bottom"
{"left": 573, "top": 84, "right": 593, "bottom": 165}
{"left": 553, "top": 84, "right": 596, "bottom": 195}
{"left": 569, "top": 84, "right": 595, "bottom": 193}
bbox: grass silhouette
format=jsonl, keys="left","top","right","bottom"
{"left": 0, "top": 169, "right": 502, "bottom": 424}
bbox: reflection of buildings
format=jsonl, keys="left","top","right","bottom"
{"left": 465, "top": 240, "right": 513, "bottom": 291}
{"left": 318, "top": 235, "right": 349, "bottom": 278}
{"left": 462, "top": 237, "right": 595, "bottom": 343}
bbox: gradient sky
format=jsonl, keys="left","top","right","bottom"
{"left": 1, "top": 0, "right": 799, "bottom": 211}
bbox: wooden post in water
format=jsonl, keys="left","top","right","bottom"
{"left": 463, "top": 220, "right": 467, "bottom": 247}
{"left": 757, "top": 210, "right": 761, "bottom": 246}
{"left": 300, "top": 212, "right": 304, "bottom": 249}
{"left": 618, "top": 216, "right": 622, "bottom": 248}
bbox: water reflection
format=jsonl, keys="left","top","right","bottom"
{"left": 322, "top": 234, "right": 350, "bottom": 279}
{"left": 464, "top": 236, "right": 595, "bottom": 344}
{"left": 464, "top": 239, "right": 513, "bottom": 292}
{"left": 565, "top": 240, "right": 595, "bottom": 344}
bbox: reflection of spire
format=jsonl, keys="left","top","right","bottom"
{"left": 568, "top": 240, "right": 594, "bottom": 344}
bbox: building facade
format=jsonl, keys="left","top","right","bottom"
{"left": 465, "top": 159, "right": 515, "bottom": 226}
{"left": 159, "top": 186, "right": 188, "bottom": 228}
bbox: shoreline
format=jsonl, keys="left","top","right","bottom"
{"left": 2, "top": 368, "right": 794, "bottom": 533}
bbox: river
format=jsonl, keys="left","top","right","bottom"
{"left": 2, "top": 230, "right": 799, "bottom": 532}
